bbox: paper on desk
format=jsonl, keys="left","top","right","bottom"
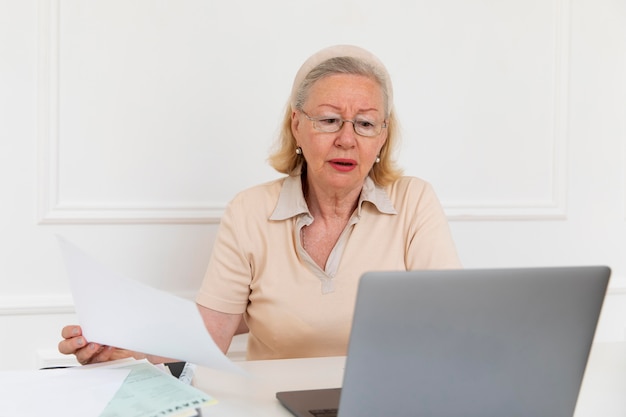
{"left": 58, "top": 236, "right": 244, "bottom": 374}
{"left": 89, "top": 359, "right": 216, "bottom": 417}
{"left": 0, "top": 367, "right": 129, "bottom": 417}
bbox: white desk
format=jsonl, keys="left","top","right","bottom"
{"left": 194, "top": 342, "right": 626, "bottom": 416}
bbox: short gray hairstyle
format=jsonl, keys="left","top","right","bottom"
{"left": 292, "top": 56, "right": 392, "bottom": 117}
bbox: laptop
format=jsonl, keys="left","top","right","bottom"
{"left": 276, "top": 266, "right": 610, "bottom": 417}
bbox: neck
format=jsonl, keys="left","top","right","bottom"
{"left": 304, "top": 178, "right": 361, "bottom": 221}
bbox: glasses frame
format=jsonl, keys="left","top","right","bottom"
{"left": 299, "top": 110, "right": 388, "bottom": 138}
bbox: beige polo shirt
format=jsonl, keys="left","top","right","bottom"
{"left": 196, "top": 174, "right": 461, "bottom": 360}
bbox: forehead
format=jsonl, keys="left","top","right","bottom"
{"left": 305, "top": 74, "right": 385, "bottom": 110}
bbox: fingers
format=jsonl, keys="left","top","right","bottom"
{"left": 70, "top": 342, "right": 114, "bottom": 365}
{"left": 58, "top": 324, "right": 134, "bottom": 365}
{"left": 61, "top": 324, "right": 82, "bottom": 339}
{"left": 80, "top": 345, "right": 134, "bottom": 365}
{"left": 88, "top": 345, "right": 121, "bottom": 364}
{"left": 58, "top": 326, "right": 87, "bottom": 355}
{"left": 58, "top": 324, "right": 106, "bottom": 364}
{"left": 77, "top": 343, "right": 107, "bottom": 365}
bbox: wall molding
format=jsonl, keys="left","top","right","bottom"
{"left": 2, "top": 273, "right": 622, "bottom": 318}
{"left": 0, "top": 290, "right": 197, "bottom": 316}
{"left": 443, "top": 200, "right": 567, "bottom": 222}
{"left": 0, "top": 294, "right": 75, "bottom": 316}
{"left": 36, "top": 0, "right": 224, "bottom": 224}
{"left": 444, "top": 0, "right": 571, "bottom": 222}
{"left": 37, "top": 0, "right": 571, "bottom": 224}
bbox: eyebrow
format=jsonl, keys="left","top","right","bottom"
{"left": 313, "top": 104, "right": 381, "bottom": 115}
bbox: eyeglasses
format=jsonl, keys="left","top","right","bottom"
{"left": 300, "top": 110, "right": 387, "bottom": 137}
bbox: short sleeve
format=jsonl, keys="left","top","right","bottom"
{"left": 403, "top": 180, "right": 462, "bottom": 269}
{"left": 195, "top": 196, "right": 252, "bottom": 314}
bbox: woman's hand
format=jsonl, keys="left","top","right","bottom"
{"left": 58, "top": 325, "right": 136, "bottom": 365}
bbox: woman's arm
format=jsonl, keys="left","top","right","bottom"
{"left": 196, "top": 304, "right": 242, "bottom": 353}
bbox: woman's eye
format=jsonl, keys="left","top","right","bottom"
{"left": 319, "top": 118, "right": 339, "bottom": 125}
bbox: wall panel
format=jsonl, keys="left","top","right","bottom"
{"left": 0, "top": 0, "right": 623, "bottom": 370}
{"left": 38, "top": 0, "right": 572, "bottom": 224}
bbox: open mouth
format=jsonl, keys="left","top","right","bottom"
{"left": 329, "top": 159, "right": 357, "bottom": 171}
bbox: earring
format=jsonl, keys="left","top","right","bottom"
{"left": 375, "top": 155, "right": 380, "bottom": 163}
{"left": 295, "top": 147, "right": 302, "bottom": 155}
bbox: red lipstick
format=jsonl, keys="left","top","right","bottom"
{"left": 329, "top": 159, "right": 357, "bottom": 172}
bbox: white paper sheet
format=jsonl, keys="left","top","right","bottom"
{"left": 0, "top": 367, "right": 129, "bottom": 417}
{"left": 57, "top": 236, "right": 244, "bottom": 374}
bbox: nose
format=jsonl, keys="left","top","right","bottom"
{"left": 335, "top": 120, "right": 357, "bottom": 147}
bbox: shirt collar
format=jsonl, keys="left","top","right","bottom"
{"left": 270, "top": 170, "right": 397, "bottom": 221}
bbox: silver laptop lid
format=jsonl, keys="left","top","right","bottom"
{"left": 338, "top": 266, "right": 610, "bottom": 417}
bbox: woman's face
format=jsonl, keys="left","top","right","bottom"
{"left": 291, "top": 73, "right": 388, "bottom": 194}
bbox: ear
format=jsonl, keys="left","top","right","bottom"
{"left": 291, "top": 110, "right": 300, "bottom": 137}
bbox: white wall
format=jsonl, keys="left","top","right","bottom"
{"left": 1, "top": 0, "right": 624, "bottom": 370}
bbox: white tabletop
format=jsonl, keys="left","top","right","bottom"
{"left": 573, "top": 342, "right": 626, "bottom": 416}
{"left": 194, "top": 342, "right": 626, "bottom": 417}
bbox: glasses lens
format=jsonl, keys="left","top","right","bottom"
{"left": 354, "top": 119, "right": 379, "bottom": 137}
{"left": 314, "top": 118, "right": 343, "bottom": 133}
{"left": 303, "top": 111, "right": 385, "bottom": 137}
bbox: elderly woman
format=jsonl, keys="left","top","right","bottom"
{"left": 59, "top": 45, "right": 461, "bottom": 364}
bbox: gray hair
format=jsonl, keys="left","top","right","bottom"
{"left": 292, "top": 56, "right": 391, "bottom": 117}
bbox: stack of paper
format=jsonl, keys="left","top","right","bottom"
{"left": 0, "top": 359, "right": 216, "bottom": 417}
{"left": 0, "top": 359, "right": 215, "bottom": 417}
{"left": 97, "top": 359, "right": 215, "bottom": 417}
